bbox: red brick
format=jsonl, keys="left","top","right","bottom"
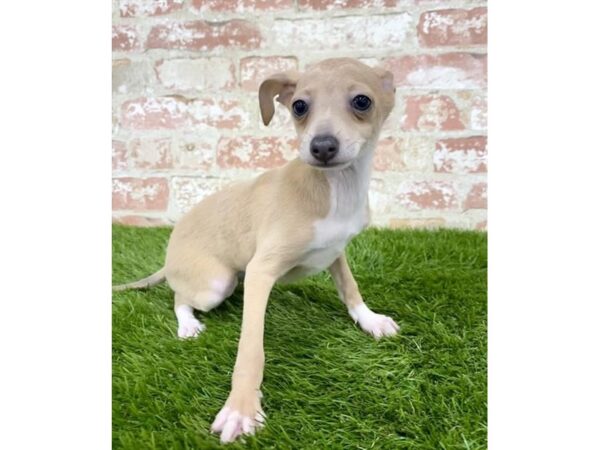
{"left": 146, "top": 20, "right": 261, "bottom": 51}
{"left": 217, "top": 137, "right": 297, "bottom": 169}
{"left": 112, "top": 25, "right": 140, "bottom": 51}
{"left": 383, "top": 53, "right": 487, "bottom": 89}
{"left": 112, "top": 215, "right": 171, "bottom": 226}
{"left": 112, "top": 177, "right": 169, "bottom": 211}
{"left": 240, "top": 56, "right": 298, "bottom": 91}
{"left": 120, "top": 96, "right": 248, "bottom": 130}
{"left": 374, "top": 137, "right": 433, "bottom": 172}
{"left": 464, "top": 182, "right": 487, "bottom": 210}
{"left": 112, "top": 140, "right": 127, "bottom": 171}
{"left": 402, "top": 95, "right": 465, "bottom": 131}
{"left": 192, "top": 0, "right": 293, "bottom": 12}
{"left": 119, "top": 0, "right": 184, "bottom": 17}
{"left": 373, "top": 138, "right": 405, "bottom": 172}
{"left": 128, "top": 137, "right": 173, "bottom": 169}
{"left": 418, "top": 8, "right": 487, "bottom": 47}
{"left": 298, "top": 0, "right": 397, "bottom": 10}
{"left": 155, "top": 58, "right": 236, "bottom": 91}
{"left": 434, "top": 136, "right": 487, "bottom": 173}
{"left": 397, "top": 181, "right": 458, "bottom": 210}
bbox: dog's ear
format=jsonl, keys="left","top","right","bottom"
{"left": 372, "top": 67, "right": 396, "bottom": 120}
{"left": 372, "top": 67, "right": 395, "bottom": 94}
{"left": 258, "top": 70, "right": 300, "bottom": 126}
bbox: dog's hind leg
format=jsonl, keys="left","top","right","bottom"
{"left": 170, "top": 260, "right": 239, "bottom": 339}
{"left": 174, "top": 295, "right": 205, "bottom": 339}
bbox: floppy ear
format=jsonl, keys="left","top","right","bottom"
{"left": 258, "top": 70, "right": 300, "bottom": 126}
{"left": 372, "top": 67, "right": 395, "bottom": 94}
{"left": 372, "top": 67, "right": 396, "bottom": 120}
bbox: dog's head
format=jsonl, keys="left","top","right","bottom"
{"left": 259, "top": 58, "right": 395, "bottom": 170}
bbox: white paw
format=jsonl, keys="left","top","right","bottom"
{"left": 210, "top": 406, "right": 265, "bottom": 443}
{"left": 177, "top": 318, "right": 205, "bottom": 339}
{"left": 349, "top": 303, "right": 400, "bottom": 339}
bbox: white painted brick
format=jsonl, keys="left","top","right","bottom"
{"left": 271, "top": 14, "right": 413, "bottom": 50}
{"left": 156, "top": 58, "right": 236, "bottom": 91}
{"left": 170, "top": 176, "right": 228, "bottom": 217}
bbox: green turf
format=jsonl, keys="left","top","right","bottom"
{"left": 112, "top": 225, "right": 487, "bottom": 450}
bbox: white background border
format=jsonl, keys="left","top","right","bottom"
{"left": 1, "top": 1, "right": 111, "bottom": 449}
{"left": 489, "top": 1, "right": 600, "bottom": 448}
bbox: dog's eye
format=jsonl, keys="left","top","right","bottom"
{"left": 351, "top": 95, "right": 372, "bottom": 112}
{"left": 292, "top": 100, "right": 309, "bottom": 118}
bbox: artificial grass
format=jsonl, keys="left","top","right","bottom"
{"left": 112, "top": 225, "right": 487, "bottom": 450}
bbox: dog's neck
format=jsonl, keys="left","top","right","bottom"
{"left": 323, "top": 139, "right": 376, "bottom": 218}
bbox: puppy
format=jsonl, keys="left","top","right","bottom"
{"left": 114, "top": 58, "right": 399, "bottom": 443}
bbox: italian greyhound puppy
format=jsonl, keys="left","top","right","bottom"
{"left": 114, "top": 58, "right": 399, "bottom": 443}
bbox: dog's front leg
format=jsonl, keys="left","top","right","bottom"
{"left": 211, "top": 259, "right": 275, "bottom": 443}
{"left": 329, "top": 252, "right": 399, "bottom": 339}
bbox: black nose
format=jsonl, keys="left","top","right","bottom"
{"left": 310, "top": 135, "right": 339, "bottom": 163}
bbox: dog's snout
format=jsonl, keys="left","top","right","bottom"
{"left": 310, "top": 135, "right": 339, "bottom": 163}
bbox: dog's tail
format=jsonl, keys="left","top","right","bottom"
{"left": 112, "top": 267, "right": 166, "bottom": 292}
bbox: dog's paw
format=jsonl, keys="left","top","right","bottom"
{"left": 211, "top": 406, "right": 265, "bottom": 443}
{"left": 349, "top": 303, "right": 399, "bottom": 340}
{"left": 177, "top": 318, "right": 205, "bottom": 339}
{"left": 211, "top": 391, "right": 265, "bottom": 443}
{"left": 359, "top": 313, "right": 399, "bottom": 339}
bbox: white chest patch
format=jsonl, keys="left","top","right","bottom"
{"left": 283, "top": 152, "right": 373, "bottom": 282}
{"left": 300, "top": 209, "right": 367, "bottom": 273}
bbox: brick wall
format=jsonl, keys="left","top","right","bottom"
{"left": 112, "top": 0, "right": 487, "bottom": 229}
